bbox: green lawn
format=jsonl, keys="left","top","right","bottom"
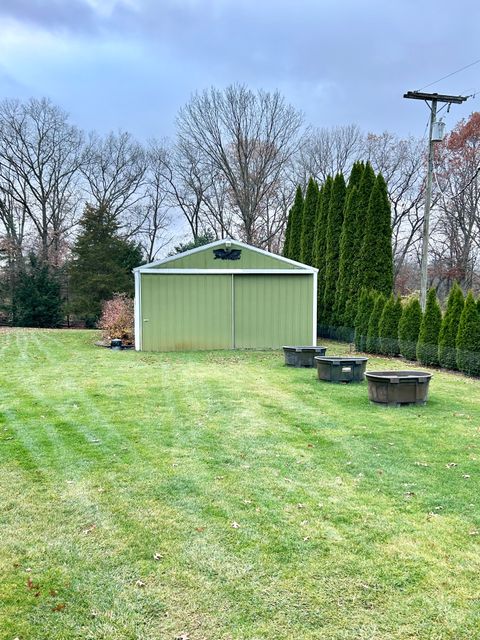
{"left": 1, "top": 329, "right": 480, "bottom": 639}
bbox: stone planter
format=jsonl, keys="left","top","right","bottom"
{"left": 365, "top": 370, "right": 432, "bottom": 406}
{"left": 283, "top": 346, "right": 327, "bottom": 368}
{"left": 314, "top": 356, "right": 368, "bottom": 383}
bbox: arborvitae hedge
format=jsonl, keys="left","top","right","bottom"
{"left": 416, "top": 288, "right": 442, "bottom": 366}
{"left": 354, "top": 289, "right": 375, "bottom": 352}
{"left": 357, "top": 173, "right": 393, "bottom": 296}
{"left": 378, "top": 294, "right": 402, "bottom": 356}
{"left": 314, "top": 177, "right": 332, "bottom": 325}
{"left": 323, "top": 173, "right": 346, "bottom": 327}
{"left": 438, "top": 283, "right": 464, "bottom": 369}
{"left": 287, "top": 185, "right": 305, "bottom": 262}
{"left": 398, "top": 297, "right": 422, "bottom": 361}
{"left": 334, "top": 185, "right": 358, "bottom": 327}
{"left": 347, "top": 161, "right": 364, "bottom": 191}
{"left": 300, "top": 177, "right": 319, "bottom": 265}
{"left": 345, "top": 164, "right": 375, "bottom": 326}
{"left": 283, "top": 186, "right": 303, "bottom": 258}
{"left": 366, "top": 292, "right": 386, "bottom": 354}
{"left": 456, "top": 291, "right": 480, "bottom": 376}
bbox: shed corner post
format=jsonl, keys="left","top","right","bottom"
{"left": 134, "top": 270, "right": 142, "bottom": 351}
{"left": 312, "top": 271, "right": 318, "bottom": 346}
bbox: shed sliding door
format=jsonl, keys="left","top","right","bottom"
{"left": 141, "top": 274, "right": 232, "bottom": 351}
{"left": 233, "top": 274, "right": 313, "bottom": 348}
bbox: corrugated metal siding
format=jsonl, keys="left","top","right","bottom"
{"left": 234, "top": 275, "right": 313, "bottom": 348}
{"left": 149, "top": 243, "right": 299, "bottom": 270}
{"left": 141, "top": 274, "right": 232, "bottom": 351}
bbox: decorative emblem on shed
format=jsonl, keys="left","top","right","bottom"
{"left": 213, "top": 248, "right": 242, "bottom": 260}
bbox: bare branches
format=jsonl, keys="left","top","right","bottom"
{"left": 0, "top": 97, "right": 84, "bottom": 264}
{"left": 176, "top": 84, "right": 304, "bottom": 245}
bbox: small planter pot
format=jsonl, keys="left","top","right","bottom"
{"left": 315, "top": 356, "right": 368, "bottom": 383}
{"left": 365, "top": 370, "right": 432, "bottom": 406}
{"left": 283, "top": 346, "right": 327, "bottom": 368}
{"left": 111, "top": 339, "right": 123, "bottom": 350}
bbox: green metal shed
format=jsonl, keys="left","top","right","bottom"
{"left": 134, "top": 239, "right": 317, "bottom": 351}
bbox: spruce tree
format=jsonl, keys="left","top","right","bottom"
{"left": 366, "top": 292, "right": 386, "bottom": 354}
{"left": 438, "top": 283, "right": 464, "bottom": 369}
{"left": 398, "top": 297, "right": 422, "bottom": 361}
{"left": 283, "top": 186, "right": 303, "bottom": 259}
{"left": 322, "top": 173, "right": 346, "bottom": 328}
{"left": 357, "top": 173, "right": 393, "bottom": 295}
{"left": 334, "top": 185, "right": 358, "bottom": 327}
{"left": 354, "top": 289, "right": 375, "bottom": 352}
{"left": 314, "top": 177, "right": 332, "bottom": 326}
{"left": 287, "top": 185, "right": 305, "bottom": 262}
{"left": 69, "top": 204, "right": 143, "bottom": 325}
{"left": 13, "top": 254, "right": 63, "bottom": 328}
{"left": 300, "top": 178, "right": 319, "bottom": 265}
{"left": 416, "top": 288, "right": 442, "bottom": 366}
{"left": 378, "top": 295, "right": 402, "bottom": 356}
{"left": 456, "top": 291, "right": 480, "bottom": 376}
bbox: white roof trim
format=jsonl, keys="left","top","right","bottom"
{"left": 139, "top": 268, "right": 313, "bottom": 275}
{"left": 133, "top": 238, "right": 318, "bottom": 273}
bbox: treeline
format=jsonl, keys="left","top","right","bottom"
{"left": 283, "top": 162, "right": 393, "bottom": 337}
{"left": 354, "top": 285, "right": 480, "bottom": 377}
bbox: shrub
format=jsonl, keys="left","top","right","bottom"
{"left": 378, "top": 294, "right": 402, "bottom": 356}
{"left": 456, "top": 291, "right": 480, "bottom": 376}
{"left": 99, "top": 293, "right": 134, "bottom": 343}
{"left": 398, "top": 297, "right": 422, "bottom": 361}
{"left": 366, "top": 293, "right": 386, "bottom": 354}
{"left": 354, "top": 289, "right": 375, "bottom": 352}
{"left": 438, "top": 283, "right": 464, "bottom": 370}
{"left": 13, "top": 253, "right": 63, "bottom": 328}
{"left": 416, "top": 288, "right": 442, "bottom": 366}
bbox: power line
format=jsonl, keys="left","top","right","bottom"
{"left": 417, "top": 58, "right": 480, "bottom": 92}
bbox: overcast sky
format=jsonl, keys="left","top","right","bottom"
{"left": 0, "top": 0, "right": 479, "bottom": 142}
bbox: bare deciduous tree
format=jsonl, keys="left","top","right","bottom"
{"left": 364, "top": 132, "right": 426, "bottom": 280}
{"left": 0, "top": 97, "right": 84, "bottom": 265}
{"left": 81, "top": 130, "right": 147, "bottom": 230}
{"left": 177, "top": 84, "right": 304, "bottom": 245}
{"left": 297, "top": 124, "right": 363, "bottom": 186}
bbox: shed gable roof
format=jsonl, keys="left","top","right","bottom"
{"left": 134, "top": 239, "right": 317, "bottom": 273}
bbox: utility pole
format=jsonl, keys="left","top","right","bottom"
{"left": 404, "top": 91, "right": 469, "bottom": 310}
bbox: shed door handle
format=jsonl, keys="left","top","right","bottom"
{"left": 143, "top": 318, "right": 150, "bottom": 322}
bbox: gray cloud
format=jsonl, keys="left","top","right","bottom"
{"left": 1, "top": 0, "right": 479, "bottom": 138}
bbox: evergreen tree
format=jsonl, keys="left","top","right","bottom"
{"left": 13, "top": 254, "right": 63, "bottom": 328}
{"left": 456, "top": 291, "right": 480, "bottom": 376}
{"left": 334, "top": 185, "right": 358, "bottom": 327}
{"left": 398, "top": 297, "right": 422, "bottom": 360}
{"left": 323, "top": 173, "right": 346, "bottom": 327}
{"left": 378, "top": 294, "right": 402, "bottom": 356}
{"left": 438, "top": 283, "right": 464, "bottom": 369}
{"left": 288, "top": 185, "right": 305, "bottom": 262}
{"left": 357, "top": 173, "right": 393, "bottom": 295}
{"left": 366, "top": 292, "right": 386, "bottom": 354}
{"left": 300, "top": 178, "right": 319, "bottom": 265}
{"left": 69, "top": 204, "right": 143, "bottom": 325}
{"left": 314, "top": 177, "right": 332, "bottom": 326}
{"left": 347, "top": 161, "right": 365, "bottom": 191}
{"left": 283, "top": 186, "right": 303, "bottom": 259}
{"left": 346, "top": 162, "right": 376, "bottom": 324}
{"left": 354, "top": 289, "right": 375, "bottom": 352}
{"left": 416, "top": 288, "right": 442, "bottom": 366}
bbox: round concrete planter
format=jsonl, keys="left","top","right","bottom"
{"left": 365, "top": 370, "right": 432, "bottom": 406}
{"left": 283, "top": 346, "right": 327, "bottom": 368}
{"left": 314, "top": 356, "right": 368, "bottom": 383}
